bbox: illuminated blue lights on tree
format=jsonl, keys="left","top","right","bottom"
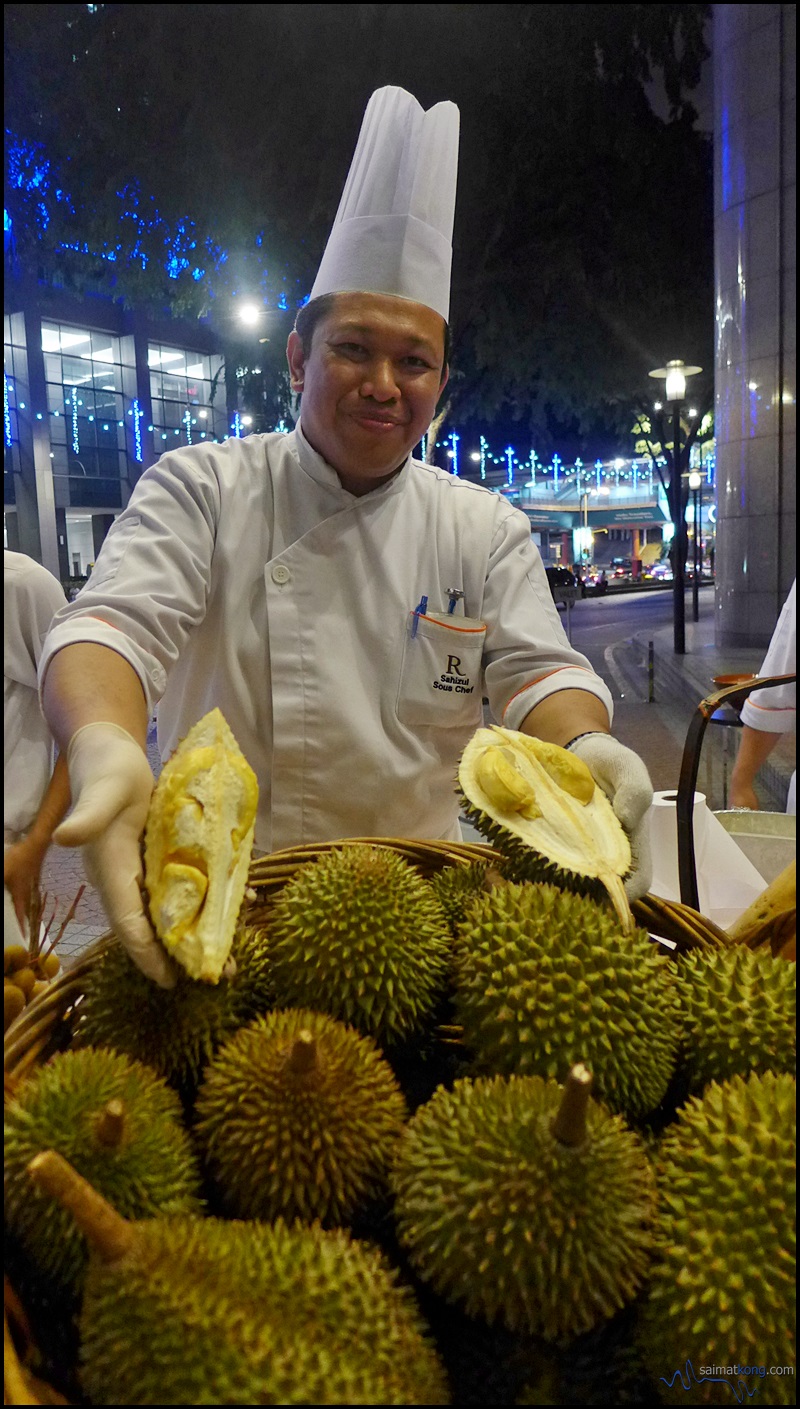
{"left": 551, "top": 453, "right": 561, "bottom": 488}
{"left": 183, "top": 408, "right": 192, "bottom": 445}
{"left": 6, "top": 137, "right": 51, "bottom": 194}
{"left": 232, "top": 411, "right": 242, "bottom": 438}
{"left": 504, "top": 446, "right": 515, "bottom": 486}
{"left": 595, "top": 459, "right": 603, "bottom": 490}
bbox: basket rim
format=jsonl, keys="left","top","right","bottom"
{"left": 4, "top": 837, "right": 740, "bottom": 1083}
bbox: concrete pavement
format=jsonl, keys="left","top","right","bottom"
{"left": 37, "top": 588, "right": 795, "bottom": 966}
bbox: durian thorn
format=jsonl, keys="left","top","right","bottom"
{"left": 93, "top": 1098, "right": 126, "bottom": 1148}
{"left": 26, "top": 1151, "right": 134, "bottom": 1264}
{"left": 552, "top": 1064, "right": 593, "bottom": 1147}
{"left": 287, "top": 1030, "right": 318, "bottom": 1075}
{"left": 601, "top": 870, "right": 634, "bottom": 934}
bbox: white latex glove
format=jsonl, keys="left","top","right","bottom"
{"left": 54, "top": 723, "right": 176, "bottom": 988}
{"left": 567, "top": 733, "right": 654, "bottom": 902}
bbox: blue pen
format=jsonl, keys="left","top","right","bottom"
{"left": 411, "top": 595, "right": 428, "bottom": 638}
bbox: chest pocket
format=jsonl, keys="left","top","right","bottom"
{"left": 396, "top": 610, "right": 486, "bottom": 728}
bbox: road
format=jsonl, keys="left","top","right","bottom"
{"left": 556, "top": 585, "right": 719, "bottom": 699}
{"left": 551, "top": 586, "right": 720, "bottom": 793}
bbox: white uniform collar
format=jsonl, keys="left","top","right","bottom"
{"left": 292, "top": 418, "right": 412, "bottom": 500}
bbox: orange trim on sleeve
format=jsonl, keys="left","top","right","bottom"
{"left": 81, "top": 616, "right": 124, "bottom": 631}
{"left": 744, "top": 700, "right": 795, "bottom": 714}
{"left": 503, "top": 666, "right": 600, "bottom": 712}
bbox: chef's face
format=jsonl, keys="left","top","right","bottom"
{"left": 286, "top": 292, "right": 448, "bottom": 495}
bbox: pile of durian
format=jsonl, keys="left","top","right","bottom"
{"left": 4, "top": 715, "right": 796, "bottom": 1406}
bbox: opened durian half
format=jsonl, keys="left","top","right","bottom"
{"left": 144, "top": 709, "right": 259, "bottom": 983}
{"left": 459, "top": 726, "right": 633, "bottom": 931}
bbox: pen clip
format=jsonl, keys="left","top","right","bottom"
{"left": 411, "top": 595, "right": 428, "bottom": 638}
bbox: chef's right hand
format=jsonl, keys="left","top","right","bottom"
{"left": 54, "top": 722, "right": 176, "bottom": 988}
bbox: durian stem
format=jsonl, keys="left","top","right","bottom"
{"left": 27, "top": 1151, "right": 134, "bottom": 1263}
{"left": 552, "top": 1064, "right": 592, "bottom": 1147}
{"left": 602, "top": 871, "right": 634, "bottom": 934}
{"left": 93, "top": 1098, "right": 126, "bottom": 1148}
{"left": 287, "top": 1030, "right": 318, "bottom": 1075}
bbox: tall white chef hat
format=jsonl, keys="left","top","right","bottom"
{"left": 308, "top": 86, "right": 460, "bottom": 323}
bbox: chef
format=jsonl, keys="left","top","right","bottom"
{"left": 39, "top": 87, "right": 654, "bottom": 987}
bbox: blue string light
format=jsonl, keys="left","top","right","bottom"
{"left": 448, "top": 430, "right": 460, "bottom": 476}
{"left": 131, "top": 399, "right": 143, "bottom": 461}
{"left": 70, "top": 386, "right": 80, "bottom": 453}
{"left": 552, "top": 453, "right": 561, "bottom": 488}
{"left": 3, "top": 372, "right": 12, "bottom": 447}
{"left": 232, "top": 412, "right": 242, "bottom": 438}
{"left": 183, "top": 408, "right": 192, "bottom": 445}
{"left": 504, "top": 446, "right": 515, "bottom": 486}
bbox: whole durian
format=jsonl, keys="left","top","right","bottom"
{"left": 72, "top": 922, "right": 272, "bottom": 1090}
{"left": 265, "top": 845, "right": 451, "bottom": 1044}
{"left": 428, "top": 859, "right": 500, "bottom": 934}
{"left": 392, "top": 1066, "right": 658, "bottom": 1343}
{"left": 453, "top": 880, "right": 680, "bottom": 1117}
{"left": 459, "top": 726, "right": 633, "bottom": 929}
{"left": 194, "top": 1007, "right": 408, "bottom": 1224}
{"left": 4, "top": 1048, "right": 203, "bottom": 1301}
{"left": 28, "top": 1151, "right": 451, "bottom": 1405}
{"left": 638, "top": 1071, "right": 796, "bottom": 1404}
{"left": 674, "top": 947, "right": 796, "bottom": 1092}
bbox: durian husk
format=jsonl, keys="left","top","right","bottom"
{"left": 144, "top": 708, "right": 258, "bottom": 983}
{"left": 459, "top": 727, "right": 633, "bottom": 931}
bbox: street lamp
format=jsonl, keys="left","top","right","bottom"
{"left": 648, "top": 359, "right": 702, "bottom": 654}
{"left": 688, "top": 470, "right": 702, "bottom": 623}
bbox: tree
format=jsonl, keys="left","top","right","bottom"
{"left": 5, "top": 3, "right": 713, "bottom": 455}
{"left": 631, "top": 393, "right": 714, "bottom": 578}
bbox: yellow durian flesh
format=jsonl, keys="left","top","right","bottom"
{"left": 459, "top": 726, "right": 633, "bottom": 931}
{"left": 517, "top": 736, "right": 596, "bottom": 805}
{"left": 144, "top": 710, "right": 259, "bottom": 983}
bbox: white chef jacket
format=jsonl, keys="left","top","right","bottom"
{"left": 39, "top": 425, "right": 613, "bottom": 853}
{"left": 4, "top": 551, "right": 67, "bottom": 842}
{"left": 740, "top": 579, "right": 796, "bottom": 814}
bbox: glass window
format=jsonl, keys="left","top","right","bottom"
{"left": 42, "top": 321, "right": 131, "bottom": 508}
{"left": 148, "top": 342, "right": 229, "bottom": 447}
{"left": 41, "top": 319, "right": 133, "bottom": 507}
{"left": 4, "top": 312, "right": 29, "bottom": 501}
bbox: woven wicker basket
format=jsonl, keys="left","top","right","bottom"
{"left": 3, "top": 836, "right": 730, "bottom": 1406}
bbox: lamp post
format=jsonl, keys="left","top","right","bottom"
{"left": 688, "top": 469, "right": 702, "bottom": 622}
{"left": 648, "top": 359, "right": 702, "bottom": 654}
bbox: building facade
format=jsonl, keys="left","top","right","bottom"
{"left": 713, "top": 3, "right": 796, "bottom": 647}
{"left": 4, "top": 280, "right": 234, "bottom": 584}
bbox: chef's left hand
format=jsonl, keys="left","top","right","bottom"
{"left": 567, "top": 733, "right": 653, "bottom": 901}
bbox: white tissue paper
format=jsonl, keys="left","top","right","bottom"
{"left": 646, "top": 790, "right": 768, "bottom": 930}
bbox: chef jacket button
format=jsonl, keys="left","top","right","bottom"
{"left": 271, "top": 563, "right": 291, "bottom": 585}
